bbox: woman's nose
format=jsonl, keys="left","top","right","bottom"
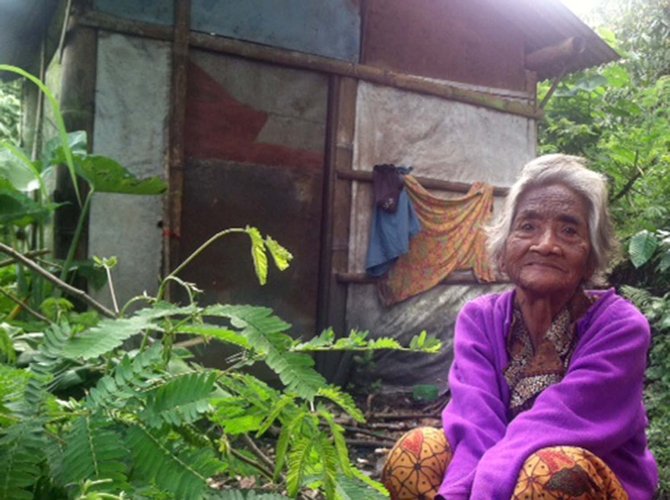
{"left": 530, "top": 229, "right": 561, "bottom": 254}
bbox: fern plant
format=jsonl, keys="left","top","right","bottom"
{"left": 0, "top": 226, "right": 440, "bottom": 499}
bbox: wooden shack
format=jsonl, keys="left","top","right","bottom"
{"left": 1, "top": 0, "right": 617, "bottom": 388}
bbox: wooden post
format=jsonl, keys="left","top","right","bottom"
{"left": 315, "top": 77, "right": 358, "bottom": 383}
{"left": 55, "top": 0, "right": 97, "bottom": 262}
{"left": 316, "top": 74, "right": 340, "bottom": 335}
{"left": 164, "top": 0, "right": 191, "bottom": 285}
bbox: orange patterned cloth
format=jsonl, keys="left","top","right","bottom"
{"left": 378, "top": 176, "right": 495, "bottom": 306}
{"left": 513, "top": 446, "right": 628, "bottom": 499}
{"left": 382, "top": 428, "right": 628, "bottom": 500}
{"left": 382, "top": 427, "right": 452, "bottom": 499}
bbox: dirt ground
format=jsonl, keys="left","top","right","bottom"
{"left": 347, "top": 390, "right": 447, "bottom": 482}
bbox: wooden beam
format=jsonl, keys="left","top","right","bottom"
{"left": 336, "top": 168, "right": 510, "bottom": 197}
{"left": 526, "top": 37, "right": 585, "bottom": 72}
{"left": 76, "top": 10, "right": 541, "bottom": 120}
{"left": 336, "top": 271, "right": 509, "bottom": 286}
{"left": 164, "top": 0, "right": 190, "bottom": 283}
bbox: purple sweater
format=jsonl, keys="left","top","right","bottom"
{"left": 438, "top": 289, "right": 658, "bottom": 499}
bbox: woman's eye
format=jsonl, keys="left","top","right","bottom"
{"left": 562, "top": 226, "right": 578, "bottom": 236}
{"left": 519, "top": 223, "right": 534, "bottom": 231}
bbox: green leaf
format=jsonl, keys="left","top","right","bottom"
{"left": 176, "top": 324, "right": 251, "bottom": 350}
{"left": 61, "top": 415, "right": 129, "bottom": 486}
{"left": 317, "top": 386, "right": 365, "bottom": 423}
{"left": 256, "top": 394, "right": 296, "bottom": 438}
{"left": 73, "top": 154, "right": 167, "bottom": 194}
{"left": 629, "top": 230, "right": 659, "bottom": 268}
{"left": 0, "top": 180, "right": 55, "bottom": 226}
{"left": 204, "top": 305, "right": 327, "bottom": 401}
{"left": 659, "top": 251, "right": 670, "bottom": 273}
{"left": 265, "top": 235, "right": 293, "bottom": 271}
{"left": 285, "top": 436, "right": 313, "bottom": 497}
{"left": 0, "top": 147, "right": 39, "bottom": 192}
{"left": 318, "top": 409, "right": 353, "bottom": 476}
{"left": 126, "top": 423, "right": 224, "bottom": 500}
{"left": 313, "top": 432, "right": 339, "bottom": 499}
{"left": 206, "top": 491, "right": 290, "bottom": 499}
{"left": 0, "top": 65, "right": 83, "bottom": 206}
{"left": 60, "top": 315, "right": 161, "bottom": 360}
{"left": 274, "top": 412, "right": 306, "bottom": 480}
{"left": 141, "top": 371, "right": 217, "bottom": 427}
{"left": 43, "top": 130, "right": 87, "bottom": 167}
{"left": 334, "top": 474, "right": 389, "bottom": 500}
{"left": 247, "top": 226, "right": 268, "bottom": 285}
{"left": 86, "top": 344, "right": 164, "bottom": 409}
{"left": 0, "top": 418, "right": 46, "bottom": 500}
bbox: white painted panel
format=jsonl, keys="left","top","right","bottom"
{"left": 345, "top": 82, "right": 536, "bottom": 389}
{"left": 89, "top": 33, "right": 170, "bottom": 307}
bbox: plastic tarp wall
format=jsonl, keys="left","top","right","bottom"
{"left": 347, "top": 81, "right": 536, "bottom": 390}
{"left": 93, "top": 0, "right": 361, "bottom": 62}
{"left": 89, "top": 33, "right": 170, "bottom": 306}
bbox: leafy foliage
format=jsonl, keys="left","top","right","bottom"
{"left": 0, "top": 79, "right": 20, "bottom": 146}
{"left": 539, "top": 2, "right": 670, "bottom": 493}
{"left": 0, "top": 223, "right": 440, "bottom": 498}
{"left": 0, "top": 63, "right": 443, "bottom": 500}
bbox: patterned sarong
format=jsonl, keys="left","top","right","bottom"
{"left": 382, "top": 427, "right": 628, "bottom": 500}
{"left": 378, "top": 177, "right": 495, "bottom": 306}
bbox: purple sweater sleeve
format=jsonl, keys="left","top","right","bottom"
{"left": 471, "top": 295, "right": 651, "bottom": 498}
{"left": 438, "top": 296, "right": 510, "bottom": 499}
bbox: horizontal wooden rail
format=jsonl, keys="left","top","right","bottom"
{"left": 77, "top": 10, "right": 541, "bottom": 120}
{"left": 336, "top": 169, "right": 510, "bottom": 197}
{"left": 336, "top": 270, "right": 509, "bottom": 286}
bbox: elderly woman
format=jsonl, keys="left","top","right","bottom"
{"left": 382, "top": 154, "right": 658, "bottom": 499}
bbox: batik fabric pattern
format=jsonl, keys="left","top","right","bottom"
{"left": 513, "top": 446, "right": 628, "bottom": 499}
{"left": 378, "top": 176, "right": 495, "bottom": 306}
{"left": 383, "top": 429, "right": 628, "bottom": 500}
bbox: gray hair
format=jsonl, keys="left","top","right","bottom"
{"left": 487, "top": 154, "right": 617, "bottom": 285}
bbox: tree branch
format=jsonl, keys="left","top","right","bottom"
{"left": 612, "top": 151, "right": 642, "bottom": 202}
{"left": 0, "top": 243, "right": 116, "bottom": 318}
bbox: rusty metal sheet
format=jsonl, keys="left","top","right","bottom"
{"left": 192, "top": 0, "right": 361, "bottom": 62}
{"left": 185, "top": 50, "right": 327, "bottom": 166}
{"left": 94, "top": 0, "right": 174, "bottom": 25}
{"left": 178, "top": 160, "right": 324, "bottom": 339}
{"left": 362, "top": 0, "right": 527, "bottom": 91}
{"left": 179, "top": 51, "right": 328, "bottom": 351}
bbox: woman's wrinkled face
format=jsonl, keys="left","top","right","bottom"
{"left": 502, "top": 183, "right": 593, "bottom": 299}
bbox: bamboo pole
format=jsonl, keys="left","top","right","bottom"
{"left": 335, "top": 168, "right": 510, "bottom": 197}
{"left": 336, "top": 270, "right": 509, "bottom": 286}
{"left": 164, "top": 0, "right": 191, "bottom": 288}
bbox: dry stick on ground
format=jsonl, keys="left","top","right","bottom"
{"left": 346, "top": 438, "right": 392, "bottom": 448}
{"left": 242, "top": 434, "right": 275, "bottom": 472}
{"left": 0, "top": 243, "right": 116, "bottom": 318}
{"left": 343, "top": 425, "right": 396, "bottom": 444}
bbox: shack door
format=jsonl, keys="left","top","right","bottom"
{"left": 178, "top": 50, "right": 328, "bottom": 363}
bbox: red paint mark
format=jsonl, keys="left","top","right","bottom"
{"left": 184, "top": 62, "right": 322, "bottom": 169}
{"left": 400, "top": 430, "right": 424, "bottom": 459}
{"left": 536, "top": 449, "right": 576, "bottom": 473}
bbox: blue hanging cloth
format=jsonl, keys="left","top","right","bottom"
{"left": 365, "top": 165, "right": 421, "bottom": 277}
